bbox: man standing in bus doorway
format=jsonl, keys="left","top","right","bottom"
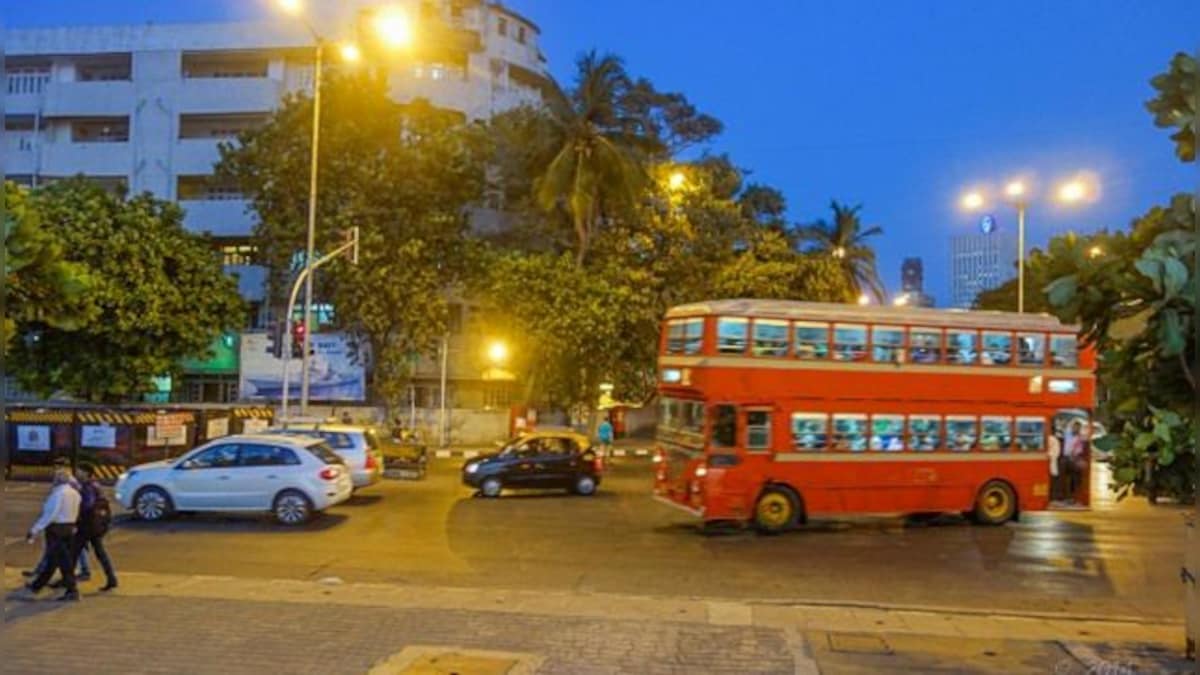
{"left": 1062, "top": 420, "right": 1086, "bottom": 505}
{"left": 1047, "top": 432, "right": 1063, "bottom": 504}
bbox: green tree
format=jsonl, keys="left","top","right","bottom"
{"left": 8, "top": 179, "right": 243, "bottom": 402}
{"left": 3, "top": 181, "right": 93, "bottom": 352}
{"left": 1145, "top": 52, "right": 1197, "bottom": 162}
{"left": 796, "top": 201, "right": 885, "bottom": 300}
{"left": 217, "top": 73, "right": 489, "bottom": 414}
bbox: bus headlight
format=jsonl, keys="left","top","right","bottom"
{"left": 694, "top": 465, "right": 708, "bottom": 478}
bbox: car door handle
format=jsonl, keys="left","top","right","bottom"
{"left": 266, "top": 475, "right": 278, "bottom": 480}
{"left": 217, "top": 475, "right": 232, "bottom": 481}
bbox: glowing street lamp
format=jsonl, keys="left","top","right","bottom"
{"left": 960, "top": 191, "right": 985, "bottom": 211}
{"left": 893, "top": 294, "right": 910, "bottom": 307}
{"left": 339, "top": 42, "right": 362, "bottom": 63}
{"left": 1088, "top": 245, "right": 1104, "bottom": 259}
{"left": 831, "top": 246, "right": 846, "bottom": 259}
{"left": 487, "top": 340, "right": 509, "bottom": 366}
{"left": 1058, "top": 180, "right": 1087, "bottom": 204}
{"left": 667, "top": 170, "right": 686, "bottom": 192}
{"left": 373, "top": 6, "right": 414, "bottom": 48}
{"left": 277, "top": 0, "right": 303, "bottom": 15}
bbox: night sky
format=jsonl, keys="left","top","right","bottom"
{"left": 4, "top": 1, "right": 1198, "bottom": 301}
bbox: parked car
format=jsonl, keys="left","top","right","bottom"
{"left": 462, "top": 430, "right": 602, "bottom": 497}
{"left": 268, "top": 422, "right": 384, "bottom": 490}
{"left": 114, "top": 434, "right": 353, "bottom": 525}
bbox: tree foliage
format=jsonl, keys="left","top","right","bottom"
{"left": 216, "top": 72, "right": 489, "bottom": 414}
{"left": 1145, "top": 52, "right": 1197, "bottom": 162}
{"left": 796, "top": 201, "right": 885, "bottom": 300}
{"left": 8, "top": 179, "right": 243, "bottom": 402}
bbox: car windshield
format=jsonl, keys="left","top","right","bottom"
{"left": 305, "top": 442, "right": 344, "bottom": 465}
{"left": 364, "top": 429, "right": 380, "bottom": 451}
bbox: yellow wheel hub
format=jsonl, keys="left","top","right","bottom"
{"left": 757, "top": 493, "right": 793, "bottom": 528}
{"left": 982, "top": 488, "right": 1011, "bottom": 519}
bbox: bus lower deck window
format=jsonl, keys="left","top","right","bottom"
{"left": 792, "top": 413, "right": 828, "bottom": 450}
{"left": 981, "top": 417, "right": 1013, "bottom": 450}
{"left": 870, "top": 415, "right": 904, "bottom": 450}
{"left": 747, "top": 411, "right": 771, "bottom": 448}
{"left": 1016, "top": 418, "right": 1046, "bottom": 451}
{"left": 832, "top": 414, "right": 867, "bottom": 451}
{"left": 712, "top": 405, "right": 737, "bottom": 447}
{"left": 907, "top": 416, "right": 940, "bottom": 450}
{"left": 946, "top": 418, "right": 977, "bottom": 451}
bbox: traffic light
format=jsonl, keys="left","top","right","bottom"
{"left": 267, "top": 322, "right": 283, "bottom": 359}
{"left": 291, "top": 321, "right": 307, "bottom": 359}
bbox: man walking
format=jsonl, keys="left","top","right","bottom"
{"left": 22, "top": 459, "right": 91, "bottom": 582}
{"left": 597, "top": 416, "right": 615, "bottom": 460}
{"left": 24, "top": 468, "right": 83, "bottom": 601}
{"left": 70, "top": 464, "right": 118, "bottom": 592}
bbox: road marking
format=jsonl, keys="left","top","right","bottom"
{"left": 5, "top": 536, "right": 28, "bottom": 547}
{"left": 706, "top": 601, "right": 753, "bottom": 626}
{"left": 783, "top": 627, "right": 821, "bottom": 675}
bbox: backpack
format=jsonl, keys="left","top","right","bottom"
{"left": 90, "top": 490, "right": 113, "bottom": 537}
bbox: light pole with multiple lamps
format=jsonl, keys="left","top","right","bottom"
{"left": 275, "top": 1, "right": 412, "bottom": 414}
{"left": 960, "top": 176, "right": 1095, "bottom": 314}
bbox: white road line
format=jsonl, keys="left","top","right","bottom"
{"left": 5, "top": 536, "right": 28, "bottom": 547}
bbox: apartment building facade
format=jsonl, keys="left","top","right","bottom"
{"left": 4, "top": 1, "right": 551, "bottom": 408}
{"left": 949, "top": 230, "right": 1017, "bottom": 309}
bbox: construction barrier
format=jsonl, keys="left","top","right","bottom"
{"left": 5, "top": 404, "right": 275, "bottom": 484}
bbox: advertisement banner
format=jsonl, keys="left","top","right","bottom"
{"left": 239, "top": 331, "right": 366, "bottom": 402}
{"left": 81, "top": 425, "right": 117, "bottom": 449}
{"left": 17, "top": 425, "right": 51, "bottom": 451}
{"left": 147, "top": 424, "right": 188, "bottom": 447}
{"left": 242, "top": 418, "right": 270, "bottom": 434}
{"left": 206, "top": 417, "right": 230, "bottom": 439}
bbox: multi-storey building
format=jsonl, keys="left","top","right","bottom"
{"left": 949, "top": 230, "right": 1017, "bottom": 309}
{"left": 898, "top": 257, "right": 935, "bottom": 308}
{"left": 4, "top": 1, "right": 550, "bottom": 410}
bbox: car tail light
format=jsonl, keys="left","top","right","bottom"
{"left": 364, "top": 453, "right": 378, "bottom": 470}
{"left": 594, "top": 457, "right": 604, "bottom": 473}
{"left": 319, "top": 466, "right": 341, "bottom": 481}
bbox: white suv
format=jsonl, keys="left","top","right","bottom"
{"left": 269, "top": 423, "right": 384, "bottom": 490}
{"left": 115, "top": 434, "right": 353, "bottom": 525}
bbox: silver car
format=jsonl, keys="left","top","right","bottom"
{"left": 269, "top": 423, "right": 384, "bottom": 490}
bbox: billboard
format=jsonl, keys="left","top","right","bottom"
{"left": 239, "top": 331, "right": 366, "bottom": 402}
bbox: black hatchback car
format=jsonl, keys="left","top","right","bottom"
{"left": 462, "top": 430, "right": 601, "bottom": 497}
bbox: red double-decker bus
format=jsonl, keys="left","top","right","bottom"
{"left": 652, "top": 299, "right": 1095, "bottom": 532}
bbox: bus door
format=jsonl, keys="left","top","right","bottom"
{"left": 1052, "top": 410, "right": 1092, "bottom": 507}
{"left": 702, "top": 404, "right": 755, "bottom": 520}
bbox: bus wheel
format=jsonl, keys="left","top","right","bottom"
{"left": 973, "top": 481, "right": 1017, "bottom": 525}
{"left": 754, "top": 487, "right": 800, "bottom": 534}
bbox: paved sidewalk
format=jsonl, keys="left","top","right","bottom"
{"left": 3, "top": 568, "right": 1191, "bottom": 674}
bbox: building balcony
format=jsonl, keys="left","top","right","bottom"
{"left": 41, "top": 80, "right": 134, "bottom": 117}
{"left": 174, "top": 138, "right": 228, "bottom": 175}
{"left": 180, "top": 198, "right": 256, "bottom": 238}
{"left": 38, "top": 140, "right": 131, "bottom": 176}
{"left": 178, "top": 77, "right": 281, "bottom": 114}
{"left": 4, "top": 133, "right": 38, "bottom": 174}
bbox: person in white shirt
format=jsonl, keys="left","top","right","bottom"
{"left": 24, "top": 469, "right": 83, "bottom": 601}
{"left": 1047, "top": 433, "right": 1062, "bottom": 503}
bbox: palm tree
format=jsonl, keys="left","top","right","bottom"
{"left": 797, "top": 201, "right": 885, "bottom": 300}
{"left": 534, "top": 52, "right": 652, "bottom": 265}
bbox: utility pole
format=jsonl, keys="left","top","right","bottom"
{"left": 439, "top": 334, "right": 449, "bottom": 448}
{"left": 299, "top": 39, "right": 323, "bottom": 417}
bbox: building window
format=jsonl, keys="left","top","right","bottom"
{"left": 716, "top": 318, "right": 748, "bottom": 355}
{"left": 77, "top": 55, "right": 132, "bottom": 81}
{"left": 447, "top": 303, "right": 464, "bottom": 335}
{"left": 497, "top": 17, "right": 508, "bottom": 36}
{"left": 220, "top": 243, "right": 257, "bottom": 266}
{"left": 71, "top": 118, "right": 129, "bottom": 142}
{"left": 179, "top": 113, "right": 267, "bottom": 139}
{"left": 752, "top": 320, "right": 788, "bottom": 357}
{"left": 6, "top": 64, "right": 50, "bottom": 94}
{"left": 483, "top": 384, "right": 513, "bottom": 410}
{"left": 517, "top": 25, "right": 527, "bottom": 44}
{"left": 182, "top": 52, "right": 269, "bottom": 79}
{"left": 177, "top": 175, "right": 242, "bottom": 201}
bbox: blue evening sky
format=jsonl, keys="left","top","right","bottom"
{"left": 4, "top": 1, "right": 1198, "bottom": 301}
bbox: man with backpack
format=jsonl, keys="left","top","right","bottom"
{"left": 70, "top": 464, "right": 118, "bottom": 592}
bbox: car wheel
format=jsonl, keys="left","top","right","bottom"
{"left": 480, "top": 477, "right": 503, "bottom": 498}
{"left": 973, "top": 480, "right": 1017, "bottom": 525}
{"left": 572, "top": 475, "right": 598, "bottom": 496}
{"left": 273, "top": 490, "right": 313, "bottom": 526}
{"left": 133, "top": 486, "right": 173, "bottom": 522}
{"left": 753, "top": 486, "right": 800, "bottom": 534}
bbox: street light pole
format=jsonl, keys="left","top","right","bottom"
{"left": 1016, "top": 202, "right": 1026, "bottom": 314}
{"left": 299, "top": 39, "right": 323, "bottom": 416}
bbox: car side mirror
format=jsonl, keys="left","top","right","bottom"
{"left": 177, "top": 459, "right": 195, "bottom": 470}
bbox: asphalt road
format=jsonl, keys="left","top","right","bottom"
{"left": 3, "top": 460, "right": 1186, "bottom": 620}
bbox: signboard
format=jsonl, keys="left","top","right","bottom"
{"left": 239, "top": 331, "right": 366, "bottom": 402}
{"left": 81, "top": 425, "right": 117, "bottom": 449}
{"left": 17, "top": 425, "right": 51, "bottom": 451}
{"left": 148, "top": 413, "right": 190, "bottom": 446}
{"left": 242, "top": 418, "right": 270, "bottom": 434}
{"left": 206, "top": 417, "right": 230, "bottom": 439}
{"left": 980, "top": 214, "right": 997, "bottom": 234}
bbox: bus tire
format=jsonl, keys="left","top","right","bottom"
{"left": 973, "top": 480, "right": 1017, "bottom": 525}
{"left": 754, "top": 486, "right": 801, "bottom": 534}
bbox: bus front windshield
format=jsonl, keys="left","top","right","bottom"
{"left": 658, "top": 397, "right": 705, "bottom": 440}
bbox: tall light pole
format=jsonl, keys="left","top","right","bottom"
{"left": 960, "top": 176, "right": 1094, "bottom": 313}
{"left": 276, "top": 1, "right": 411, "bottom": 414}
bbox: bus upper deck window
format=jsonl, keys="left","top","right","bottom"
{"left": 717, "top": 318, "right": 749, "bottom": 355}
{"left": 833, "top": 324, "right": 867, "bottom": 362}
{"left": 711, "top": 405, "right": 737, "bottom": 447}
{"left": 666, "top": 318, "right": 703, "bottom": 354}
{"left": 909, "top": 329, "right": 942, "bottom": 364}
{"left": 1018, "top": 333, "right": 1046, "bottom": 366}
{"left": 794, "top": 322, "right": 829, "bottom": 360}
{"left": 982, "top": 332, "right": 1013, "bottom": 366}
{"left": 752, "top": 320, "right": 789, "bottom": 357}
{"left": 947, "top": 330, "right": 978, "bottom": 365}
{"left": 872, "top": 326, "right": 904, "bottom": 363}
{"left": 1050, "top": 335, "right": 1078, "bottom": 367}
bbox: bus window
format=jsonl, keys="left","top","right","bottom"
{"left": 794, "top": 322, "right": 829, "bottom": 360}
{"left": 832, "top": 414, "right": 867, "bottom": 451}
{"left": 947, "top": 330, "right": 978, "bottom": 365}
{"left": 1016, "top": 417, "right": 1046, "bottom": 451}
{"left": 1018, "top": 333, "right": 1046, "bottom": 366}
{"left": 872, "top": 326, "right": 904, "bottom": 363}
{"left": 717, "top": 318, "right": 749, "bottom": 355}
{"left": 711, "top": 405, "right": 738, "bottom": 447}
{"left": 1050, "top": 334, "right": 1078, "bottom": 367}
{"left": 980, "top": 416, "right": 1013, "bottom": 451}
{"left": 946, "top": 416, "right": 978, "bottom": 451}
{"left": 907, "top": 416, "right": 940, "bottom": 451}
{"left": 752, "top": 320, "right": 789, "bottom": 357}
{"left": 747, "top": 411, "right": 771, "bottom": 450}
{"left": 982, "top": 331, "right": 1013, "bottom": 366}
{"left": 870, "top": 415, "right": 904, "bottom": 451}
{"left": 833, "top": 324, "right": 867, "bottom": 362}
{"left": 909, "top": 328, "right": 942, "bottom": 364}
{"left": 665, "top": 318, "right": 704, "bottom": 355}
{"left": 791, "top": 413, "right": 827, "bottom": 450}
